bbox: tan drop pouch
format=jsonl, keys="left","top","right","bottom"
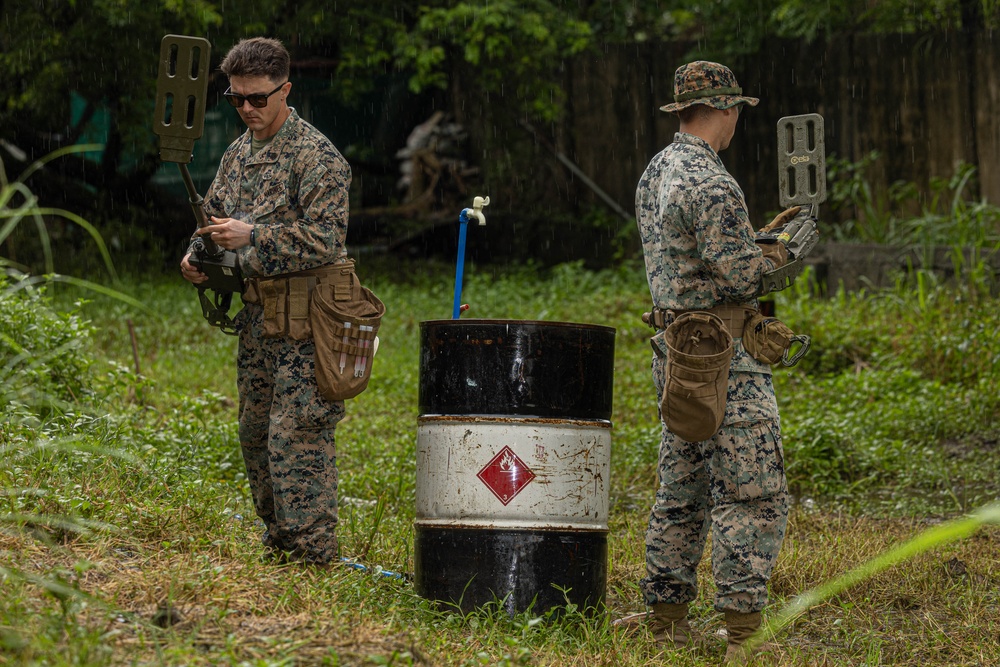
{"left": 244, "top": 261, "right": 386, "bottom": 400}
{"left": 742, "top": 312, "right": 810, "bottom": 367}
{"left": 311, "top": 280, "right": 386, "bottom": 402}
{"left": 660, "top": 312, "right": 734, "bottom": 442}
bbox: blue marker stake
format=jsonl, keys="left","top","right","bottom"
{"left": 452, "top": 208, "right": 471, "bottom": 319}
{"left": 451, "top": 196, "right": 489, "bottom": 319}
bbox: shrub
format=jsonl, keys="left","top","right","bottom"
{"left": 0, "top": 275, "right": 97, "bottom": 417}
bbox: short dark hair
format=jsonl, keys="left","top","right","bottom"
{"left": 220, "top": 37, "right": 289, "bottom": 82}
{"left": 677, "top": 103, "right": 714, "bottom": 124}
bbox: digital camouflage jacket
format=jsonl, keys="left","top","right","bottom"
{"left": 636, "top": 132, "right": 773, "bottom": 312}
{"left": 202, "top": 109, "right": 351, "bottom": 278}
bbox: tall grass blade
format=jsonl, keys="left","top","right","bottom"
{"left": 753, "top": 501, "right": 1000, "bottom": 651}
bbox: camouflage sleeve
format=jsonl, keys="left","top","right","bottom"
{"left": 692, "top": 175, "right": 771, "bottom": 302}
{"left": 201, "top": 150, "right": 234, "bottom": 222}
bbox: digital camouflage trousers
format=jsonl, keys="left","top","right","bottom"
{"left": 642, "top": 351, "right": 788, "bottom": 614}
{"left": 236, "top": 302, "right": 346, "bottom": 564}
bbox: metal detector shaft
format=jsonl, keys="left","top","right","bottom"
{"left": 176, "top": 162, "right": 214, "bottom": 249}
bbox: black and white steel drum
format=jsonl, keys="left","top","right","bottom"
{"left": 414, "top": 319, "right": 615, "bottom": 615}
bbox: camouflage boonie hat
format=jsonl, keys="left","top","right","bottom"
{"left": 659, "top": 61, "right": 760, "bottom": 113}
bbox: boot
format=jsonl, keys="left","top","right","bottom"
{"left": 723, "top": 610, "right": 761, "bottom": 665}
{"left": 612, "top": 602, "right": 692, "bottom": 647}
{"left": 651, "top": 602, "right": 692, "bottom": 647}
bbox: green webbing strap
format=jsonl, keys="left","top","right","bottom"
{"left": 198, "top": 287, "right": 238, "bottom": 336}
{"left": 675, "top": 86, "right": 743, "bottom": 102}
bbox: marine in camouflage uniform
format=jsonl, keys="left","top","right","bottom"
{"left": 632, "top": 61, "right": 791, "bottom": 661}
{"left": 180, "top": 37, "right": 350, "bottom": 565}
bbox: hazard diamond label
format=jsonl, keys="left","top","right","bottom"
{"left": 477, "top": 446, "right": 536, "bottom": 506}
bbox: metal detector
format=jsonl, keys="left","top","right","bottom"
{"left": 777, "top": 113, "right": 826, "bottom": 216}
{"left": 760, "top": 113, "right": 826, "bottom": 294}
{"left": 154, "top": 34, "right": 243, "bottom": 333}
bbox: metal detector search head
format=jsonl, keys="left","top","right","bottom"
{"left": 153, "top": 35, "right": 211, "bottom": 164}
{"left": 777, "top": 113, "right": 826, "bottom": 214}
{"left": 760, "top": 113, "right": 826, "bottom": 297}
{"left": 153, "top": 35, "right": 242, "bottom": 335}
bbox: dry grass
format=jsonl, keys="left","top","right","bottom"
{"left": 4, "top": 265, "right": 999, "bottom": 665}
{"left": 3, "top": 508, "right": 998, "bottom": 666}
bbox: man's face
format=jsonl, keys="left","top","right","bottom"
{"left": 227, "top": 75, "right": 289, "bottom": 139}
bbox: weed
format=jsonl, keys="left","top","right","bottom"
{"left": 4, "top": 135, "right": 999, "bottom": 663}
{"left": 3, "top": 254, "right": 1000, "bottom": 663}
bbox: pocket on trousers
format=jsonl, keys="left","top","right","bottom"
{"left": 713, "top": 421, "right": 786, "bottom": 502}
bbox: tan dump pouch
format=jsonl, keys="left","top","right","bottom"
{"left": 742, "top": 311, "right": 810, "bottom": 366}
{"left": 661, "top": 312, "right": 734, "bottom": 442}
{"left": 311, "top": 281, "right": 386, "bottom": 402}
{"left": 243, "top": 260, "right": 385, "bottom": 400}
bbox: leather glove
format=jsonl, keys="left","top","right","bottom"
{"left": 761, "top": 206, "right": 801, "bottom": 233}
{"left": 756, "top": 239, "right": 788, "bottom": 268}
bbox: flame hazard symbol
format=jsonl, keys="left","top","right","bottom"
{"left": 477, "top": 445, "right": 536, "bottom": 506}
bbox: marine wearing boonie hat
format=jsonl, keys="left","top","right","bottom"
{"left": 660, "top": 61, "right": 759, "bottom": 113}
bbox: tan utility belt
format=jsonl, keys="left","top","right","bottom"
{"left": 239, "top": 259, "right": 387, "bottom": 401}
{"left": 242, "top": 260, "right": 357, "bottom": 340}
{"left": 642, "top": 303, "right": 756, "bottom": 339}
{"left": 644, "top": 303, "right": 811, "bottom": 368}
{"left": 243, "top": 260, "right": 356, "bottom": 305}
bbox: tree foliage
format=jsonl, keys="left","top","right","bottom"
{"left": 2, "top": 0, "right": 999, "bottom": 266}
{"left": 252, "top": 1, "right": 593, "bottom": 122}
{"left": 4, "top": 0, "right": 997, "bottom": 159}
{"left": 2, "top": 0, "right": 222, "bottom": 172}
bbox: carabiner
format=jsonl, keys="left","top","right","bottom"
{"left": 781, "top": 334, "right": 811, "bottom": 367}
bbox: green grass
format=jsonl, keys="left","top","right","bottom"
{"left": 2, "top": 258, "right": 999, "bottom": 666}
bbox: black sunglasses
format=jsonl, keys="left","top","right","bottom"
{"left": 223, "top": 82, "right": 286, "bottom": 109}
